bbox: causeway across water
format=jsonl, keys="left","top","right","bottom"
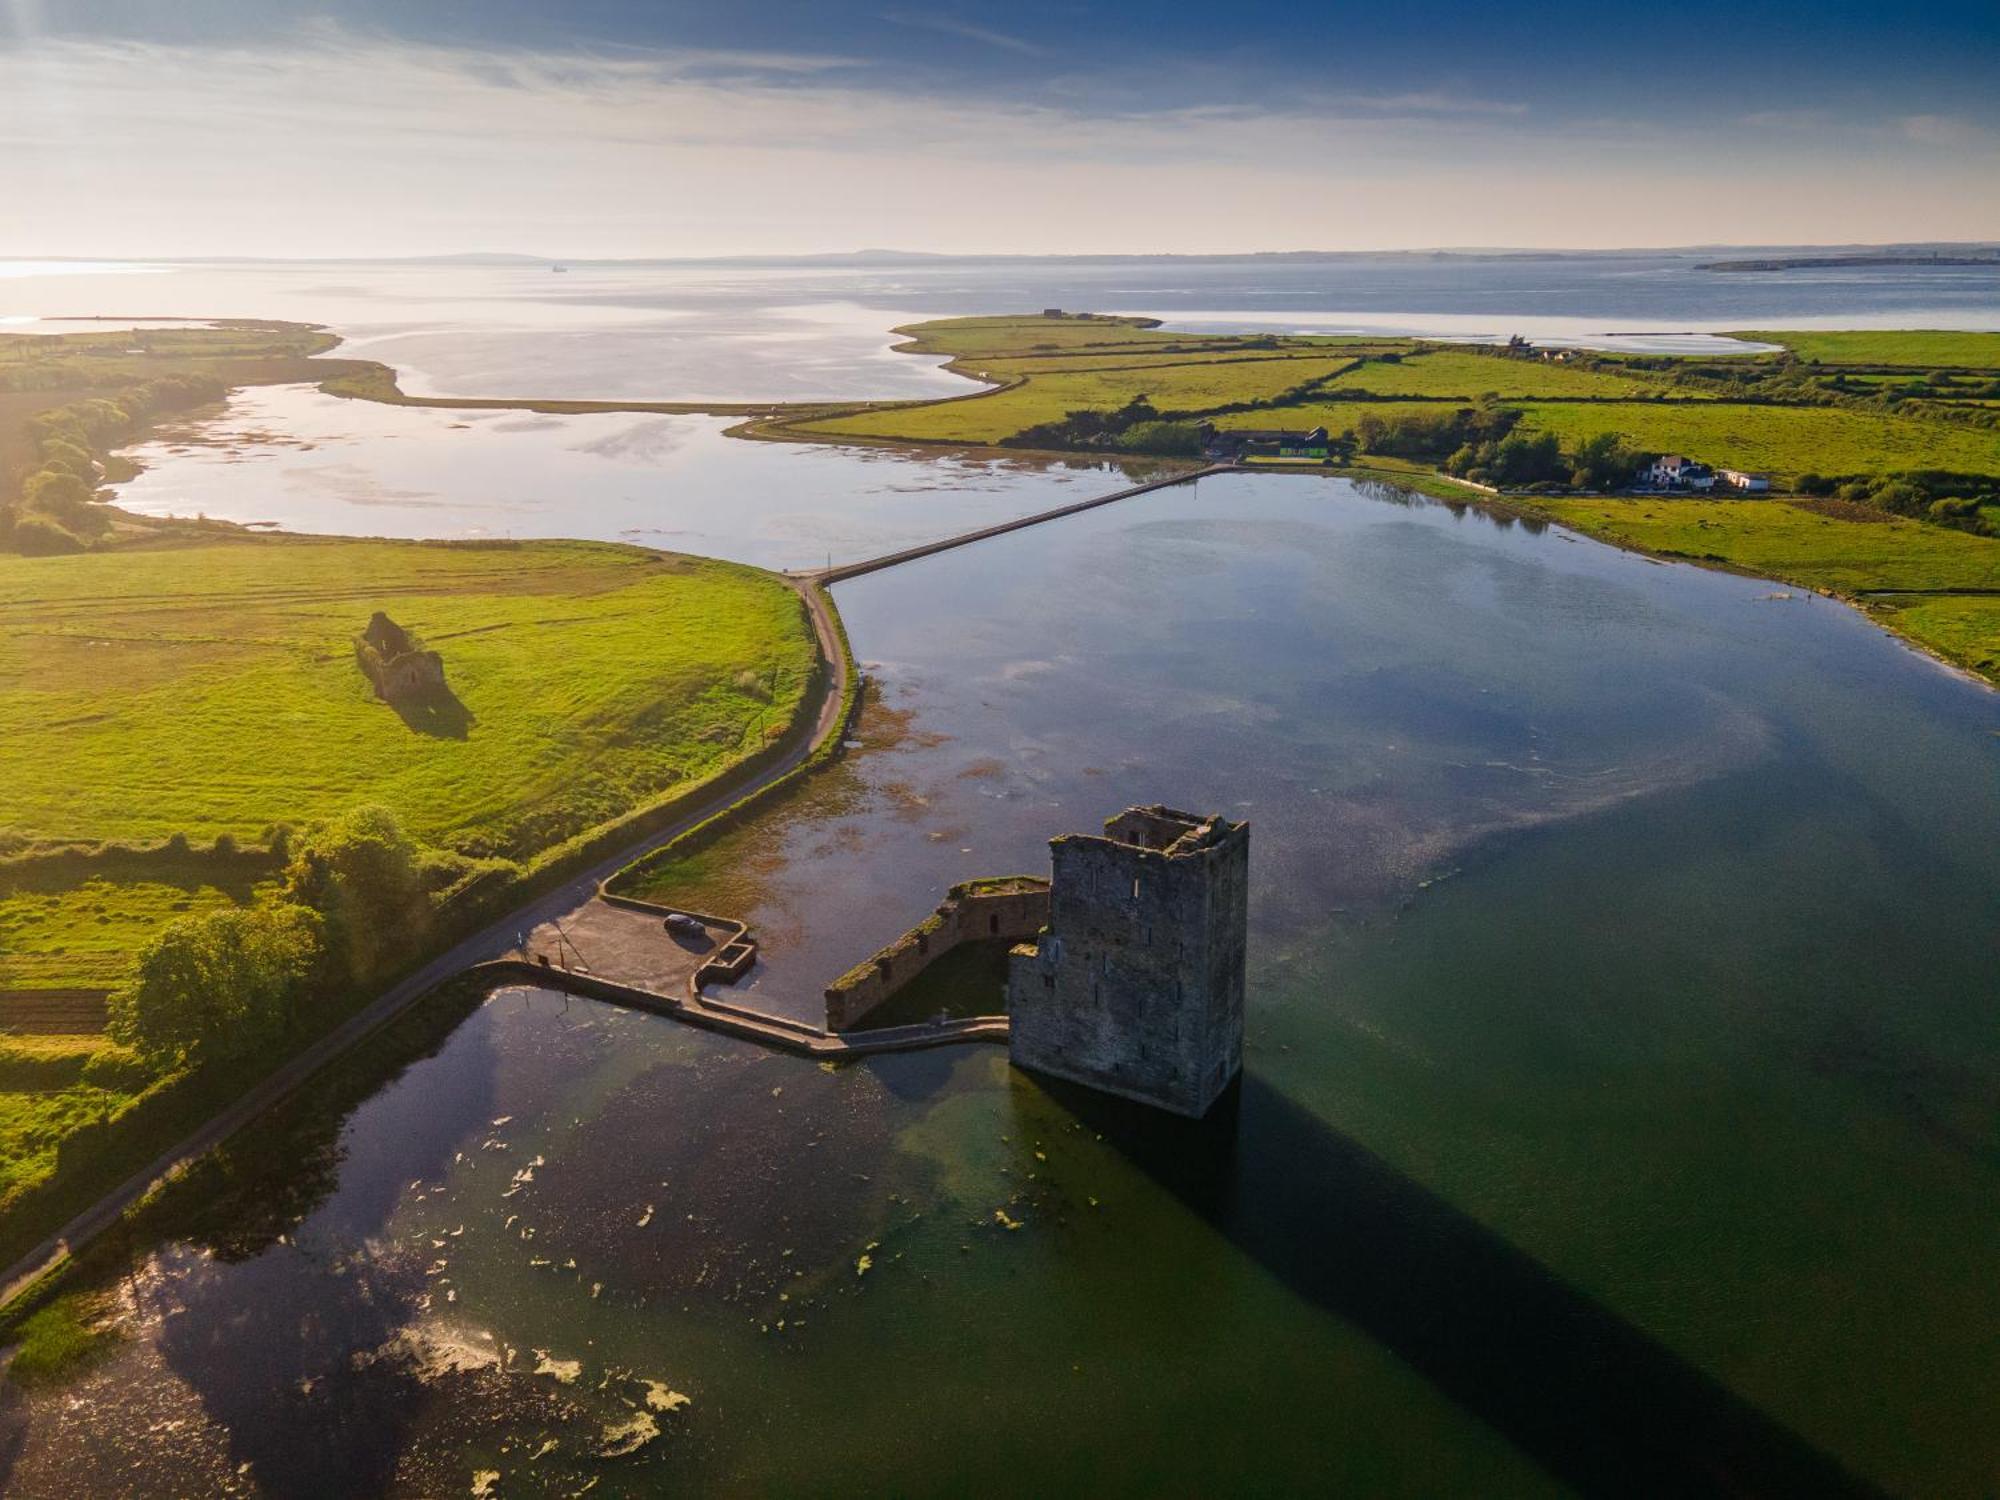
{"left": 801, "top": 463, "right": 1229, "bottom": 584}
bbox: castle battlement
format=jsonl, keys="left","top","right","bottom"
{"left": 1007, "top": 805, "right": 1249, "bottom": 1118}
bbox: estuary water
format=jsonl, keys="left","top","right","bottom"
{"left": 5, "top": 251, "right": 1999, "bottom": 401}
{"left": 107, "top": 384, "right": 1152, "bottom": 569}
{"left": 5, "top": 473, "right": 1997, "bottom": 1497}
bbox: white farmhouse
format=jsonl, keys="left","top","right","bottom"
{"left": 1643, "top": 455, "right": 1717, "bottom": 491}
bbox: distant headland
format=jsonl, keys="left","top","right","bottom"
{"left": 1698, "top": 252, "right": 2000, "bottom": 272}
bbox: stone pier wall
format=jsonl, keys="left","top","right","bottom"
{"left": 825, "top": 877, "right": 1049, "bottom": 1030}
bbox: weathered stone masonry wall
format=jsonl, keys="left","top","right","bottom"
{"left": 824, "top": 878, "right": 1050, "bottom": 1030}
{"left": 1007, "top": 808, "right": 1248, "bottom": 1118}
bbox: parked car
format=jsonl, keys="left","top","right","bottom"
{"left": 663, "top": 912, "right": 704, "bottom": 937}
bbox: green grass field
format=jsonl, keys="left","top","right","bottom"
{"left": 1224, "top": 385, "right": 1998, "bottom": 490}
{"left": 1537, "top": 497, "right": 2000, "bottom": 683}
{"left": 1516, "top": 402, "right": 2000, "bottom": 480}
{"left": 793, "top": 314, "right": 1430, "bottom": 445}
{"left": 884, "top": 314, "right": 1189, "bottom": 359}
{"left": 801, "top": 352, "right": 1362, "bottom": 444}
{"left": 0, "top": 1034, "right": 150, "bottom": 1221}
{"left": 0, "top": 322, "right": 336, "bottom": 385}
{"left": 0, "top": 868, "right": 263, "bottom": 993}
{"left": 1730, "top": 330, "right": 2000, "bottom": 369}
{"left": 780, "top": 324, "right": 2000, "bottom": 482}
{"left": 968, "top": 344, "right": 1400, "bottom": 377}
{"left": 0, "top": 537, "right": 813, "bottom": 855}
{"left": 1869, "top": 594, "right": 2000, "bottom": 680}
{"left": 0, "top": 536, "right": 816, "bottom": 1000}
{"left": 791, "top": 318, "right": 1996, "bottom": 474}
{"left": 1322, "top": 350, "right": 1677, "bottom": 400}
{"left": 1538, "top": 498, "right": 2000, "bottom": 592}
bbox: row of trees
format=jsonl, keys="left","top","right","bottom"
{"left": 1351, "top": 399, "right": 1520, "bottom": 461}
{"left": 1002, "top": 396, "right": 1207, "bottom": 456}
{"left": 1443, "top": 430, "right": 1651, "bottom": 490}
{"left": 108, "top": 806, "right": 434, "bottom": 1071}
{"left": 1612, "top": 350, "right": 2000, "bottom": 433}
{"left": 1797, "top": 470, "right": 1999, "bottom": 535}
{"left": 1345, "top": 404, "right": 1651, "bottom": 490}
{"left": 1, "top": 373, "right": 224, "bottom": 555}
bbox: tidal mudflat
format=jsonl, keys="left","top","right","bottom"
{"left": 6, "top": 473, "right": 1997, "bottom": 1496}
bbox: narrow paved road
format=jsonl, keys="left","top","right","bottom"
{"left": 0, "top": 579, "right": 849, "bottom": 1310}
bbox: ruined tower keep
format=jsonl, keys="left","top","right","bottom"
{"left": 1006, "top": 806, "right": 1249, "bottom": 1118}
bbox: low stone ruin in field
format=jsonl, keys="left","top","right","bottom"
{"left": 355, "top": 611, "right": 447, "bottom": 702}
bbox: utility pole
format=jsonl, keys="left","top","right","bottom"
{"left": 550, "top": 918, "right": 589, "bottom": 973}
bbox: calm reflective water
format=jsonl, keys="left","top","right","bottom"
{"left": 7, "top": 253, "right": 1999, "bottom": 399}
{"left": 109, "top": 385, "right": 1152, "bottom": 568}
{"left": 7, "top": 475, "right": 1997, "bottom": 1497}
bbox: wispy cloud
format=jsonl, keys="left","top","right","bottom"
{"left": 0, "top": 32, "right": 1994, "bottom": 256}
{"left": 878, "top": 10, "right": 1044, "bottom": 57}
{"left": 1897, "top": 113, "right": 1992, "bottom": 148}
{"left": 1738, "top": 109, "right": 1830, "bottom": 131}
{"left": 1321, "top": 89, "right": 1528, "bottom": 117}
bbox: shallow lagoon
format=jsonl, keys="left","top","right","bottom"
{"left": 6, "top": 473, "right": 1998, "bottom": 1496}
{"left": 110, "top": 384, "right": 1148, "bottom": 570}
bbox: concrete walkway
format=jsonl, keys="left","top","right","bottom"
{"left": 803, "top": 464, "right": 1229, "bottom": 584}
{"left": 475, "top": 958, "right": 1007, "bottom": 1057}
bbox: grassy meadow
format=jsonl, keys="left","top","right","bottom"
{"left": 1536, "top": 497, "right": 2000, "bottom": 593}
{"left": 1321, "top": 350, "right": 1677, "bottom": 400}
{"left": 1536, "top": 496, "right": 2000, "bottom": 682}
{"left": 793, "top": 314, "right": 1417, "bottom": 444}
{"left": 0, "top": 536, "right": 815, "bottom": 994}
{"left": 1515, "top": 401, "right": 2000, "bottom": 482}
{"left": 1869, "top": 594, "right": 2000, "bottom": 680}
{"left": 1730, "top": 329, "right": 2000, "bottom": 368}
{"left": 0, "top": 864, "right": 264, "bottom": 995}
{"left": 792, "top": 317, "right": 1996, "bottom": 482}
{"left": 805, "top": 352, "right": 1364, "bottom": 445}
{"left": 0, "top": 1034, "right": 151, "bottom": 1222}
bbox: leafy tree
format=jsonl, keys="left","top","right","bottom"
{"left": 6, "top": 510, "right": 85, "bottom": 555}
{"left": 37, "top": 438, "right": 96, "bottom": 480}
{"left": 109, "top": 904, "right": 323, "bottom": 1069}
{"left": 1487, "top": 432, "right": 1567, "bottom": 486}
{"left": 1870, "top": 480, "right": 1926, "bottom": 517}
{"left": 1359, "top": 403, "right": 1519, "bottom": 462}
{"left": 21, "top": 469, "right": 93, "bottom": 516}
{"left": 1568, "top": 432, "right": 1646, "bottom": 490}
{"left": 1118, "top": 421, "right": 1203, "bottom": 456}
{"left": 281, "top": 804, "right": 427, "bottom": 979}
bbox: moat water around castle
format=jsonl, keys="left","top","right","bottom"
{"left": 7, "top": 471, "right": 2000, "bottom": 1496}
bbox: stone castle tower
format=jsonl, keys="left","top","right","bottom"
{"left": 1006, "top": 806, "right": 1249, "bottom": 1118}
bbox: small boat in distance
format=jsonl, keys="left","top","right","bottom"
{"left": 551, "top": 263, "right": 568, "bottom": 272}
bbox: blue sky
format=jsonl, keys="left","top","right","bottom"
{"left": 2, "top": 1, "right": 1996, "bottom": 255}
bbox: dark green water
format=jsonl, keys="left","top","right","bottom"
{"left": 5, "top": 474, "right": 1997, "bottom": 1497}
